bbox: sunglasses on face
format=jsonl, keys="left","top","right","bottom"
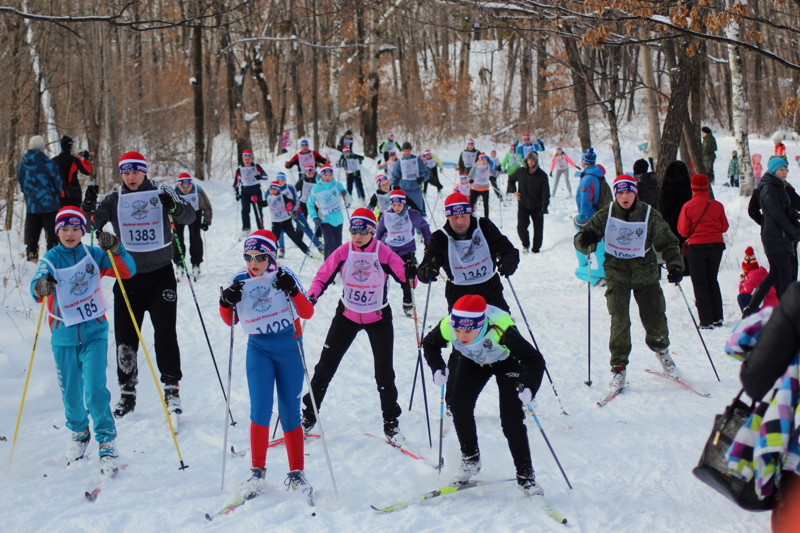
{"left": 243, "top": 253, "right": 271, "bottom": 263}
{"left": 350, "top": 228, "right": 372, "bottom": 236}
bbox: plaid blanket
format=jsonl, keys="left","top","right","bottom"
{"left": 726, "top": 354, "right": 800, "bottom": 499}
{"left": 724, "top": 307, "right": 773, "bottom": 361}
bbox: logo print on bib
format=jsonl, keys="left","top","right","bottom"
{"left": 149, "top": 196, "right": 159, "bottom": 206}
{"left": 483, "top": 339, "right": 493, "bottom": 349}
{"left": 390, "top": 216, "right": 406, "bottom": 229}
{"left": 131, "top": 199, "right": 149, "bottom": 220}
{"left": 69, "top": 271, "right": 90, "bottom": 296}
{"left": 635, "top": 227, "right": 644, "bottom": 237}
{"left": 617, "top": 227, "right": 635, "bottom": 245}
{"left": 85, "top": 263, "right": 95, "bottom": 275}
{"left": 351, "top": 259, "right": 373, "bottom": 282}
{"left": 460, "top": 242, "right": 475, "bottom": 262}
{"left": 250, "top": 286, "right": 272, "bottom": 313}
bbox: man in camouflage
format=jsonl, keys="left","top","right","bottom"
{"left": 574, "top": 174, "right": 684, "bottom": 391}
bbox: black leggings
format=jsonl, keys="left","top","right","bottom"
{"left": 469, "top": 189, "right": 490, "bottom": 218}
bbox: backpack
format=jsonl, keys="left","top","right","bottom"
{"left": 596, "top": 176, "right": 613, "bottom": 209}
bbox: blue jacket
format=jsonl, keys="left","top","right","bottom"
{"left": 391, "top": 155, "right": 429, "bottom": 190}
{"left": 576, "top": 165, "right": 603, "bottom": 220}
{"left": 307, "top": 180, "right": 348, "bottom": 226}
{"left": 31, "top": 243, "right": 136, "bottom": 346}
{"left": 17, "top": 149, "right": 62, "bottom": 213}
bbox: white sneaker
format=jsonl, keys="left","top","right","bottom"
{"left": 66, "top": 429, "right": 90, "bottom": 464}
{"left": 240, "top": 467, "right": 266, "bottom": 500}
{"left": 609, "top": 368, "right": 626, "bottom": 391}
{"left": 456, "top": 453, "right": 481, "bottom": 482}
{"left": 99, "top": 441, "right": 119, "bottom": 477}
{"left": 655, "top": 349, "right": 679, "bottom": 378}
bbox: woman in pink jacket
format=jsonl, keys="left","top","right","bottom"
{"left": 549, "top": 146, "right": 580, "bottom": 197}
{"left": 300, "top": 208, "right": 414, "bottom": 444}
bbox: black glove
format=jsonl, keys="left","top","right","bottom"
{"left": 235, "top": 189, "right": 241, "bottom": 201}
{"left": 549, "top": 171, "right": 553, "bottom": 177}
{"left": 313, "top": 218, "right": 322, "bottom": 231}
{"left": 78, "top": 150, "right": 90, "bottom": 160}
{"left": 258, "top": 199, "right": 268, "bottom": 209}
{"left": 578, "top": 230, "right": 601, "bottom": 248}
{"left": 417, "top": 177, "right": 423, "bottom": 184}
{"left": 159, "top": 191, "right": 177, "bottom": 213}
{"left": 82, "top": 184, "right": 99, "bottom": 213}
{"left": 404, "top": 259, "right": 418, "bottom": 281}
{"left": 309, "top": 294, "right": 318, "bottom": 306}
{"left": 96, "top": 230, "right": 119, "bottom": 252}
{"left": 667, "top": 265, "right": 684, "bottom": 284}
{"left": 417, "top": 256, "right": 440, "bottom": 283}
{"left": 33, "top": 274, "right": 57, "bottom": 299}
{"left": 200, "top": 223, "right": 209, "bottom": 231}
{"left": 220, "top": 280, "right": 244, "bottom": 307}
{"left": 275, "top": 268, "right": 299, "bottom": 296}
{"left": 496, "top": 253, "right": 519, "bottom": 277}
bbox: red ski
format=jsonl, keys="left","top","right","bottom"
{"left": 644, "top": 369, "right": 710, "bottom": 398}
{"left": 364, "top": 433, "right": 439, "bottom": 469}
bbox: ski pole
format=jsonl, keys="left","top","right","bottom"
{"left": 285, "top": 294, "right": 340, "bottom": 500}
{"left": 7, "top": 299, "right": 46, "bottom": 470}
{"left": 525, "top": 402, "right": 572, "bottom": 490}
{"left": 408, "top": 282, "right": 432, "bottom": 411}
{"left": 410, "top": 281, "right": 433, "bottom": 448}
{"left": 251, "top": 195, "right": 264, "bottom": 230}
{"left": 585, "top": 255, "right": 592, "bottom": 387}
{"left": 220, "top": 299, "right": 236, "bottom": 491}
{"left": 298, "top": 249, "right": 309, "bottom": 274}
{"left": 436, "top": 384, "right": 445, "bottom": 474}
{"left": 107, "top": 249, "right": 188, "bottom": 470}
{"left": 170, "top": 216, "right": 236, "bottom": 426}
{"left": 422, "top": 190, "right": 438, "bottom": 229}
{"left": 676, "top": 283, "right": 721, "bottom": 381}
{"left": 505, "top": 276, "right": 569, "bottom": 415}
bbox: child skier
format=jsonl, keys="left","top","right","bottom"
{"left": 338, "top": 146, "right": 366, "bottom": 202}
{"left": 375, "top": 189, "right": 431, "bottom": 316}
{"left": 31, "top": 207, "right": 135, "bottom": 474}
{"left": 455, "top": 174, "right": 471, "bottom": 196}
{"left": 307, "top": 164, "right": 351, "bottom": 259}
{"left": 368, "top": 174, "right": 393, "bottom": 218}
{"left": 422, "top": 294, "right": 546, "bottom": 494}
{"left": 172, "top": 172, "right": 212, "bottom": 281}
{"left": 264, "top": 180, "right": 314, "bottom": 257}
{"left": 232, "top": 150, "right": 267, "bottom": 233}
{"left": 293, "top": 166, "right": 325, "bottom": 254}
{"left": 301, "top": 208, "right": 413, "bottom": 444}
{"left": 218, "top": 230, "right": 314, "bottom": 499}
{"left": 468, "top": 153, "right": 496, "bottom": 218}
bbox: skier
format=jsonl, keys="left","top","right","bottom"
{"left": 701, "top": 126, "right": 717, "bottom": 183}
{"left": 218, "top": 230, "right": 315, "bottom": 500}
{"left": 53, "top": 136, "right": 92, "bottom": 208}
{"left": 375, "top": 189, "right": 431, "bottom": 316}
{"left": 574, "top": 148, "right": 609, "bottom": 285}
{"left": 31, "top": 207, "right": 135, "bottom": 474}
{"left": 458, "top": 139, "right": 479, "bottom": 175}
{"left": 293, "top": 165, "right": 325, "bottom": 253}
{"left": 338, "top": 146, "right": 366, "bottom": 202}
{"left": 574, "top": 174, "right": 683, "bottom": 393}
{"left": 752, "top": 153, "right": 763, "bottom": 188}
{"left": 391, "top": 142, "right": 429, "bottom": 217}
{"left": 284, "top": 139, "right": 329, "bottom": 174}
{"left": 232, "top": 150, "right": 267, "bottom": 233}
{"left": 300, "top": 208, "right": 413, "bottom": 444}
{"left": 516, "top": 134, "right": 541, "bottom": 159}
{"left": 421, "top": 149, "right": 444, "bottom": 194}
{"left": 17, "top": 135, "right": 62, "bottom": 262}
{"left": 467, "top": 153, "right": 495, "bottom": 219}
{"left": 172, "top": 172, "right": 212, "bottom": 281}
{"left": 264, "top": 180, "right": 313, "bottom": 257}
{"left": 454, "top": 174, "right": 471, "bottom": 197}
{"left": 379, "top": 132, "right": 401, "bottom": 161}
{"left": 502, "top": 144, "right": 522, "bottom": 195}
{"left": 509, "top": 151, "right": 549, "bottom": 254}
{"left": 280, "top": 131, "right": 291, "bottom": 153}
{"left": 422, "top": 294, "right": 546, "bottom": 494}
{"left": 307, "top": 164, "right": 351, "bottom": 259}
{"left": 275, "top": 171, "right": 323, "bottom": 256}
{"left": 378, "top": 149, "right": 400, "bottom": 177}
{"left": 336, "top": 129, "right": 355, "bottom": 152}
{"left": 93, "top": 151, "right": 196, "bottom": 418}
{"left": 368, "top": 174, "right": 393, "bottom": 218}
{"left": 727, "top": 151, "right": 740, "bottom": 187}
{"left": 548, "top": 146, "right": 579, "bottom": 197}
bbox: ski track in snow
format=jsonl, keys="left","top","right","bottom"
{"left": 0, "top": 136, "right": 781, "bottom": 532}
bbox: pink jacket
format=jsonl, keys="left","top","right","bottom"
{"left": 308, "top": 238, "right": 406, "bottom": 324}
{"left": 751, "top": 154, "right": 763, "bottom": 179}
{"left": 550, "top": 152, "right": 577, "bottom": 172}
{"left": 739, "top": 266, "right": 778, "bottom": 308}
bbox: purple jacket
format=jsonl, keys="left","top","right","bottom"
{"left": 308, "top": 237, "right": 406, "bottom": 324}
{"left": 375, "top": 207, "right": 431, "bottom": 256}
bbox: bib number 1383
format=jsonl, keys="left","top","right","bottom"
{"left": 128, "top": 228, "right": 158, "bottom": 242}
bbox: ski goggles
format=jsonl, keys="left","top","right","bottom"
{"left": 349, "top": 228, "right": 373, "bottom": 236}
{"left": 243, "top": 252, "right": 272, "bottom": 263}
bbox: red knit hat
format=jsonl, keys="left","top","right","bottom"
{"left": 244, "top": 229, "right": 277, "bottom": 258}
{"left": 691, "top": 174, "right": 709, "bottom": 191}
{"left": 444, "top": 192, "right": 472, "bottom": 217}
{"left": 742, "top": 246, "right": 759, "bottom": 273}
{"left": 451, "top": 295, "right": 487, "bottom": 330}
{"left": 389, "top": 190, "right": 407, "bottom": 204}
{"left": 177, "top": 172, "right": 193, "bottom": 184}
{"left": 350, "top": 207, "right": 377, "bottom": 233}
{"left": 612, "top": 174, "right": 638, "bottom": 195}
{"left": 55, "top": 206, "right": 87, "bottom": 234}
{"left": 119, "top": 151, "right": 147, "bottom": 174}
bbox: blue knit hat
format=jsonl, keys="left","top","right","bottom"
{"left": 582, "top": 148, "right": 597, "bottom": 165}
{"left": 768, "top": 157, "right": 788, "bottom": 174}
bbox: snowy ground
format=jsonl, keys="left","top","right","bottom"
{"left": 2, "top": 134, "right": 793, "bottom": 532}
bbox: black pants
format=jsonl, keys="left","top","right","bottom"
{"left": 450, "top": 355, "right": 533, "bottom": 478}
{"left": 113, "top": 264, "right": 182, "bottom": 391}
{"left": 172, "top": 212, "right": 203, "bottom": 266}
{"left": 517, "top": 207, "right": 543, "bottom": 252}
{"left": 424, "top": 168, "right": 443, "bottom": 193}
{"left": 240, "top": 184, "right": 264, "bottom": 230}
{"left": 346, "top": 172, "right": 365, "bottom": 200}
{"left": 302, "top": 305, "right": 401, "bottom": 421}
{"left": 272, "top": 219, "right": 309, "bottom": 254}
{"left": 400, "top": 253, "right": 417, "bottom": 305}
{"left": 687, "top": 242, "right": 724, "bottom": 326}
{"left": 754, "top": 252, "right": 795, "bottom": 303}
{"left": 469, "top": 189, "right": 490, "bottom": 218}
{"left": 24, "top": 211, "right": 57, "bottom": 257}
{"left": 489, "top": 176, "right": 504, "bottom": 201}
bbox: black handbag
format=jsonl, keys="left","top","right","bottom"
{"left": 692, "top": 390, "right": 777, "bottom": 511}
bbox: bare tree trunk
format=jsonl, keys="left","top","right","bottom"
{"left": 535, "top": 35, "right": 546, "bottom": 128}
{"left": 562, "top": 34, "right": 591, "bottom": 151}
{"left": 291, "top": 37, "right": 305, "bottom": 139}
{"left": 518, "top": 36, "right": 530, "bottom": 127}
{"left": 22, "top": 0, "right": 59, "bottom": 147}
{"left": 3, "top": 18, "right": 23, "bottom": 231}
{"left": 639, "top": 38, "right": 661, "bottom": 168}
{"left": 191, "top": 22, "right": 205, "bottom": 179}
{"left": 726, "top": 0, "right": 754, "bottom": 196}
{"left": 222, "top": 30, "right": 251, "bottom": 158}
{"left": 502, "top": 37, "right": 517, "bottom": 121}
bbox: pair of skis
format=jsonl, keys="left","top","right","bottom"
{"left": 85, "top": 464, "right": 128, "bottom": 502}
{"left": 597, "top": 369, "right": 710, "bottom": 407}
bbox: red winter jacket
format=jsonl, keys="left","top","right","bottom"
{"left": 677, "top": 191, "right": 729, "bottom": 245}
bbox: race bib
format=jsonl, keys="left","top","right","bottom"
{"left": 50, "top": 247, "right": 108, "bottom": 326}
{"left": 461, "top": 151, "right": 477, "bottom": 168}
{"left": 447, "top": 227, "right": 493, "bottom": 285}
{"left": 341, "top": 243, "right": 386, "bottom": 313}
{"left": 179, "top": 188, "right": 199, "bottom": 210}
{"left": 346, "top": 158, "right": 361, "bottom": 173}
{"left": 237, "top": 272, "right": 294, "bottom": 335}
{"left": 400, "top": 157, "right": 419, "bottom": 181}
{"left": 117, "top": 189, "right": 166, "bottom": 252}
{"left": 604, "top": 203, "right": 650, "bottom": 259}
{"left": 383, "top": 211, "right": 413, "bottom": 248}
{"left": 298, "top": 151, "right": 315, "bottom": 170}
{"left": 239, "top": 166, "right": 261, "bottom": 187}
{"left": 267, "top": 193, "right": 290, "bottom": 223}
{"left": 300, "top": 180, "right": 316, "bottom": 203}
{"left": 472, "top": 166, "right": 491, "bottom": 189}
{"left": 316, "top": 187, "right": 341, "bottom": 217}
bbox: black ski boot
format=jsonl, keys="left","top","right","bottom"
{"left": 113, "top": 391, "right": 136, "bottom": 418}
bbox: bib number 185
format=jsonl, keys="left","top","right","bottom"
{"left": 75, "top": 299, "right": 99, "bottom": 320}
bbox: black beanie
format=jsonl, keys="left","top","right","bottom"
{"left": 633, "top": 159, "right": 649, "bottom": 175}
{"left": 402, "top": 141, "right": 412, "bottom": 150}
{"left": 60, "top": 136, "right": 74, "bottom": 151}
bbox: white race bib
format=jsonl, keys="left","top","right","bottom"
{"left": 300, "top": 180, "right": 316, "bottom": 203}
{"left": 341, "top": 243, "right": 386, "bottom": 313}
{"left": 50, "top": 247, "right": 108, "bottom": 326}
{"left": 472, "top": 165, "right": 491, "bottom": 189}
{"left": 179, "top": 188, "right": 199, "bottom": 210}
{"left": 384, "top": 211, "right": 413, "bottom": 248}
{"left": 604, "top": 203, "right": 650, "bottom": 259}
{"left": 447, "top": 227, "right": 493, "bottom": 286}
{"left": 239, "top": 165, "right": 261, "bottom": 187}
{"left": 461, "top": 151, "right": 477, "bottom": 168}
{"left": 237, "top": 272, "right": 294, "bottom": 335}
{"left": 377, "top": 193, "right": 392, "bottom": 214}
{"left": 267, "top": 193, "right": 291, "bottom": 223}
{"left": 400, "top": 157, "right": 419, "bottom": 180}
{"left": 298, "top": 151, "right": 315, "bottom": 170}
{"left": 117, "top": 189, "right": 167, "bottom": 252}
{"left": 346, "top": 158, "right": 361, "bottom": 173}
{"left": 316, "top": 187, "right": 341, "bottom": 217}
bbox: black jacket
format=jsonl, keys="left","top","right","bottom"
{"left": 509, "top": 166, "right": 549, "bottom": 213}
{"left": 758, "top": 172, "right": 800, "bottom": 255}
{"left": 658, "top": 160, "right": 693, "bottom": 239}
{"left": 741, "top": 282, "right": 800, "bottom": 401}
{"left": 635, "top": 172, "right": 660, "bottom": 208}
